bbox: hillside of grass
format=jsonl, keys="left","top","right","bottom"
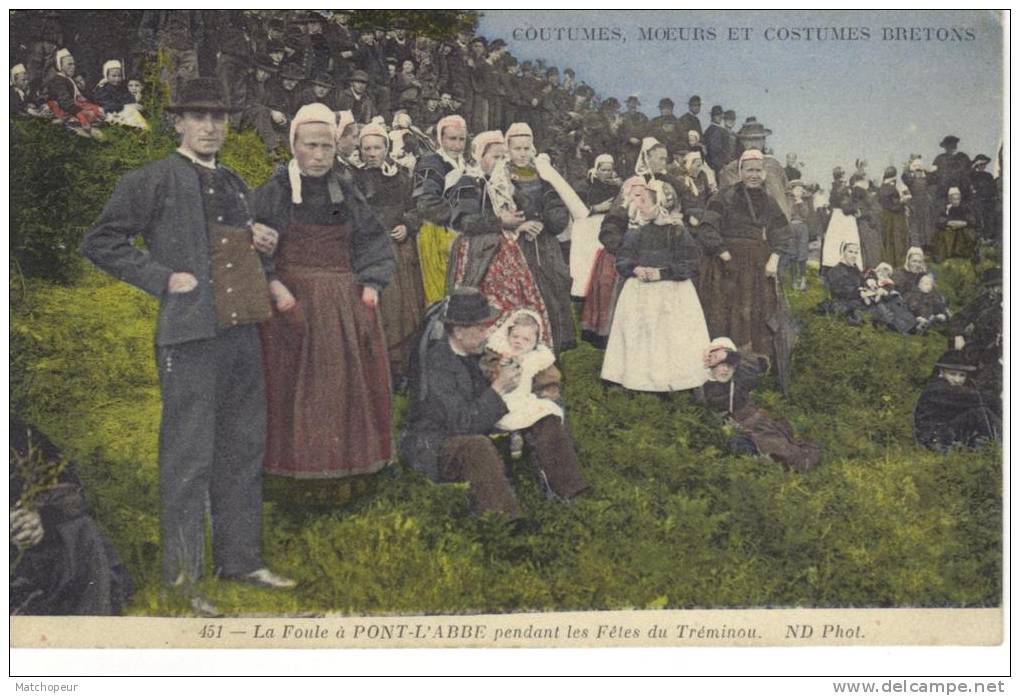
{"left": 9, "top": 118, "right": 1001, "bottom": 616}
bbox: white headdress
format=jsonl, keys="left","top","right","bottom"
{"left": 288, "top": 103, "right": 338, "bottom": 204}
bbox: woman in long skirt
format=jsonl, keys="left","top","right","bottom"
{"left": 255, "top": 105, "right": 396, "bottom": 479}
{"left": 602, "top": 179, "right": 710, "bottom": 391}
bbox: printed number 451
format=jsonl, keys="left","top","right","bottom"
{"left": 200, "top": 624, "right": 223, "bottom": 639}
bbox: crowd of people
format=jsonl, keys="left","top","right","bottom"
{"left": 10, "top": 10, "right": 1002, "bottom": 615}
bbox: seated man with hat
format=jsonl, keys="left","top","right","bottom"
{"left": 81, "top": 78, "right": 296, "bottom": 614}
{"left": 913, "top": 350, "right": 1000, "bottom": 452}
{"left": 297, "top": 70, "right": 340, "bottom": 111}
{"left": 400, "top": 288, "right": 588, "bottom": 520}
{"left": 240, "top": 58, "right": 289, "bottom": 151}
{"left": 649, "top": 97, "right": 681, "bottom": 155}
{"left": 337, "top": 69, "right": 375, "bottom": 124}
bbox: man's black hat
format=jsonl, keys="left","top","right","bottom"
{"left": 940, "top": 135, "right": 960, "bottom": 148}
{"left": 658, "top": 97, "right": 674, "bottom": 109}
{"left": 349, "top": 69, "right": 370, "bottom": 84}
{"left": 723, "top": 109, "right": 736, "bottom": 119}
{"left": 442, "top": 288, "right": 501, "bottom": 325}
{"left": 934, "top": 350, "right": 977, "bottom": 372}
{"left": 166, "top": 78, "right": 242, "bottom": 114}
{"left": 710, "top": 105, "right": 724, "bottom": 117}
{"left": 688, "top": 94, "right": 701, "bottom": 105}
{"left": 279, "top": 63, "right": 305, "bottom": 81}
{"left": 309, "top": 71, "right": 335, "bottom": 89}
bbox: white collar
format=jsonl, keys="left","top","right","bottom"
{"left": 177, "top": 146, "right": 217, "bottom": 170}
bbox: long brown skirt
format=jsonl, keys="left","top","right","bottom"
{"left": 697, "top": 237, "right": 777, "bottom": 359}
{"left": 261, "top": 265, "right": 393, "bottom": 479}
{"left": 379, "top": 239, "right": 425, "bottom": 381}
{"left": 580, "top": 249, "right": 622, "bottom": 339}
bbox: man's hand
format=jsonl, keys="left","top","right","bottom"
{"left": 251, "top": 223, "right": 280, "bottom": 255}
{"left": 764, "top": 253, "right": 780, "bottom": 278}
{"left": 10, "top": 508, "right": 44, "bottom": 550}
{"left": 954, "top": 335, "right": 966, "bottom": 350}
{"left": 719, "top": 250, "right": 733, "bottom": 262}
{"left": 390, "top": 224, "right": 408, "bottom": 242}
{"left": 493, "top": 361, "right": 522, "bottom": 394}
{"left": 269, "top": 279, "right": 296, "bottom": 312}
{"left": 270, "top": 109, "right": 287, "bottom": 125}
{"left": 168, "top": 272, "right": 198, "bottom": 294}
{"left": 361, "top": 286, "right": 379, "bottom": 308}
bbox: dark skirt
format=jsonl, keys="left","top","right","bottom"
{"left": 518, "top": 234, "right": 577, "bottom": 352}
{"left": 379, "top": 238, "right": 425, "bottom": 380}
{"left": 879, "top": 209, "right": 910, "bottom": 267}
{"left": 931, "top": 225, "right": 977, "bottom": 262}
{"left": 857, "top": 221, "right": 884, "bottom": 271}
{"left": 261, "top": 224, "right": 393, "bottom": 479}
{"left": 698, "top": 237, "right": 778, "bottom": 359}
{"left": 580, "top": 249, "right": 622, "bottom": 340}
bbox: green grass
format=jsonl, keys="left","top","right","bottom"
{"left": 9, "top": 118, "right": 1001, "bottom": 616}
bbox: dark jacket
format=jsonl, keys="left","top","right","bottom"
{"left": 615, "top": 221, "right": 703, "bottom": 281}
{"left": 677, "top": 111, "right": 702, "bottom": 142}
{"left": 353, "top": 166, "right": 420, "bottom": 236}
{"left": 44, "top": 73, "right": 84, "bottom": 114}
{"left": 703, "top": 123, "right": 726, "bottom": 173}
{"left": 252, "top": 165, "right": 395, "bottom": 291}
{"left": 400, "top": 339, "right": 509, "bottom": 480}
{"left": 336, "top": 87, "right": 375, "bottom": 124}
{"left": 82, "top": 154, "right": 265, "bottom": 346}
{"left": 702, "top": 182, "right": 793, "bottom": 256}
{"left": 93, "top": 82, "right": 134, "bottom": 114}
{"left": 827, "top": 262, "right": 865, "bottom": 305}
{"left": 914, "top": 377, "right": 999, "bottom": 451}
{"left": 445, "top": 173, "right": 503, "bottom": 287}
{"left": 412, "top": 152, "right": 458, "bottom": 225}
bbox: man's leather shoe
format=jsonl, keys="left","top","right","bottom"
{"left": 228, "top": 567, "right": 297, "bottom": 589}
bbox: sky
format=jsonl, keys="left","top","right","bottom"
{"left": 477, "top": 10, "right": 1005, "bottom": 189}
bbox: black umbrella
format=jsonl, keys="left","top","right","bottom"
{"left": 766, "top": 277, "right": 799, "bottom": 397}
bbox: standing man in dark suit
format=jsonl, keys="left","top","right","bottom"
{"left": 677, "top": 94, "right": 703, "bottom": 143}
{"left": 81, "top": 78, "right": 296, "bottom": 614}
{"left": 703, "top": 105, "right": 727, "bottom": 175}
